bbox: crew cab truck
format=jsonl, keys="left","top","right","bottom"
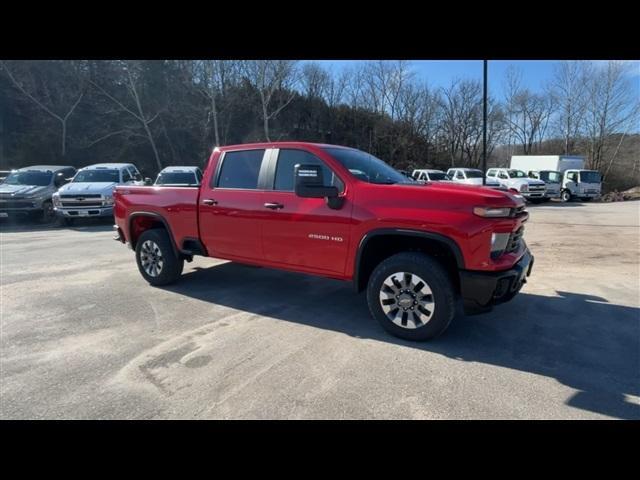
{"left": 411, "top": 169, "right": 448, "bottom": 182}
{"left": 0, "top": 165, "right": 76, "bottom": 221}
{"left": 486, "top": 168, "right": 546, "bottom": 203}
{"left": 114, "top": 142, "right": 534, "bottom": 341}
{"left": 510, "top": 155, "right": 602, "bottom": 202}
{"left": 154, "top": 166, "right": 203, "bottom": 187}
{"left": 53, "top": 163, "right": 144, "bottom": 225}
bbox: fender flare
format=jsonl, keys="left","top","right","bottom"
{"left": 353, "top": 228, "right": 465, "bottom": 291}
{"left": 128, "top": 211, "right": 180, "bottom": 257}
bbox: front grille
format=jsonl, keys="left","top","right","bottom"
{"left": 61, "top": 201, "right": 103, "bottom": 208}
{"left": 60, "top": 194, "right": 104, "bottom": 208}
{"left": 506, "top": 227, "right": 524, "bottom": 253}
{"left": 528, "top": 185, "right": 545, "bottom": 191}
{"left": 60, "top": 194, "right": 101, "bottom": 199}
{"left": 0, "top": 200, "right": 33, "bottom": 208}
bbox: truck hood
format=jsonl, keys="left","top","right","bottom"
{"left": 457, "top": 178, "right": 500, "bottom": 186}
{"left": 0, "top": 184, "right": 50, "bottom": 198}
{"left": 509, "top": 178, "right": 545, "bottom": 187}
{"left": 399, "top": 181, "right": 524, "bottom": 208}
{"left": 58, "top": 182, "right": 117, "bottom": 195}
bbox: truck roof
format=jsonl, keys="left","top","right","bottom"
{"left": 81, "top": 163, "right": 135, "bottom": 170}
{"left": 216, "top": 142, "right": 352, "bottom": 152}
{"left": 17, "top": 165, "right": 74, "bottom": 172}
{"left": 159, "top": 166, "right": 200, "bottom": 173}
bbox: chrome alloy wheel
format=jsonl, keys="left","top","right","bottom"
{"left": 379, "top": 272, "right": 435, "bottom": 329}
{"left": 140, "top": 240, "right": 164, "bottom": 277}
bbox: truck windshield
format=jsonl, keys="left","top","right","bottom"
{"left": 508, "top": 170, "right": 527, "bottom": 178}
{"left": 155, "top": 172, "right": 198, "bottom": 185}
{"left": 539, "top": 171, "right": 562, "bottom": 183}
{"left": 323, "top": 148, "right": 412, "bottom": 185}
{"left": 465, "top": 170, "right": 484, "bottom": 178}
{"left": 4, "top": 171, "right": 52, "bottom": 186}
{"left": 580, "top": 171, "right": 601, "bottom": 183}
{"left": 73, "top": 170, "right": 120, "bottom": 183}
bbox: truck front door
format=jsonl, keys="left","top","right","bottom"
{"left": 260, "top": 148, "right": 352, "bottom": 275}
{"left": 198, "top": 148, "right": 269, "bottom": 261}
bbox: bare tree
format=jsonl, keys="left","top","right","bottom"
{"left": 583, "top": 61, "right": 640, "bottom": 171}
{"left": 90, "top": 60, "right": 163, "bottom": 171}
{"left": 548, "top": 61, "right": 589, "bottom": 154}
{"left": 1, "top": 60, "right": 85, "bottom": 157}
{"left": 242, "top": 60, "right": 299, "bottom": 141}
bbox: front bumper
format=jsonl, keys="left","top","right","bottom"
{"left": 55, "top": 206, "right": 114, "bottom": 218}
{"left": 459, "top": 248, "right": 534, "bottom": 314}
{"left": 0, "top": 206, "right": 43, "bottom": 217}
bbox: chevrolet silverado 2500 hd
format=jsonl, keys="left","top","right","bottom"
{"left": 114, "top": 142, "right": 533, "bottom": 341}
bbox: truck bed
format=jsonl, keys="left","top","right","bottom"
{"left": 113, "top": 185, "right": 200, "bottom": 250}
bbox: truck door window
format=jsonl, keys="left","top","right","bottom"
{"left": 273, "top": 149, "right": 344, "bottom": 192}
{"left": 456, "top": 171, "right": 464, "bottom": 179}
{"left": 122, "top": 169, "right": 132, "bottom": 182}
{"left": 217, "top": 149, "right": 265, "bottom": 189}
{"left": 567, "top": 172, "right": 578, "bottom": 182}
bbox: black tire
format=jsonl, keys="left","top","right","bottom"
{"left": 366, "top": 252, "right": 456, "bottom": 341}
{"left": 40, "top": 201, "right": 55, "bottom": 223}
{"left": 560, "top": 190, "right": 572, "bottom": 203}
{"left": 135, "top": 229, "right": 184, "bottom": 286}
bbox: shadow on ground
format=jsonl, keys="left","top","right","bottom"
{"left": 163, "top": 262, "right": 640, "bottom": 419}
{"left": 0, "top": 216, "right": 113, "bottom": 233}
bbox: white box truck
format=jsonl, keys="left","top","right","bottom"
{"left": 510, "top": 155, "right": 602, "bottom": 202}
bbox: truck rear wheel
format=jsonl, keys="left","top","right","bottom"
{"left": 135, "top": 229, "right": 184, "bottom": 286}
{"left": 366, "top": 252, "right": 455, "bottom": 341}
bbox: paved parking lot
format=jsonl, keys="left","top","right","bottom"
{"left": 1, "top": 201, "right": 639, "bottom": 419}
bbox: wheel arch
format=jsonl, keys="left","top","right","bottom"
{"left": 128, "top": 212, "right": 180, "bottom": 257}
{"left": 354, "top": 229, "right": 464, "bottom": 293}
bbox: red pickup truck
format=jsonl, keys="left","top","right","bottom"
{"left": 113, "top": 142, "right": 533, "bottom": 341}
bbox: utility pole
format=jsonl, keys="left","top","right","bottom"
{"left": 482, "top": 60, "right": 488, "bottom": 186}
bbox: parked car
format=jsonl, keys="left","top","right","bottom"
{"left": 446, "top": 168, "right": 501, "bottom": 189}
{"left": 53, "top": 163, "right": 143, "bottom": 225}
{"left": 154, "top": 166, "right": 203, "bottom": 186}
{"left": 527, "top": 170, "right": 562, "bottom": 200}
{"left": 486, "top": 168, "right": 546, "bottom": 203}
{"left": 113, "top": 142, "right": 534, "bottom": 341}
{"left": 510, "top": 155, "right": 602, "bottom": 202}
{"left": 0, "top": 165, "right": 76, "bottom": 221}
{"left": 411, "top": 169, "right": 449, "bottom": 182}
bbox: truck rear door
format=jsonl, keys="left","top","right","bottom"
{"left": 198, "top": 148, "right": 269, "bottom": 261}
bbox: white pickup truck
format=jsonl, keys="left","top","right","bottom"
{"left": 486, "top": 168, "right": 546, "bottom": 203}
{"left": 53, "top": 163, "right": 144, "bottom": 225}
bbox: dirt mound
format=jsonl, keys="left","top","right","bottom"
{"left": 600, "top": 187, "right": 640, "bottom": 202}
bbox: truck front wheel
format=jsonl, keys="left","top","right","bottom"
{"left": 135, "top": 229, "right": 184, "bottom": 286}
{"left": 560, "top": 190, "right": 572, "bottom": 202}
{"left": 366, "top": 252, "right": 455, "bottom": 341}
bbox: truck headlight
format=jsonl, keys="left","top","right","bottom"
{"left": 491, "top": 232, "right": 511, "bottom": 259}
{"left": 473, "top": 206, "right": 512, "bottom": 218}
{"left": 104, "top": 195, "right": 114, "bottom": 206}
{"left": 519, "top": 184, "right": 529, "bottom": 192}
{"left": 52, "top": 194, "right": 61, "bottom": 207}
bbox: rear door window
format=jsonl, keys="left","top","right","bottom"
{"left": 216, "top": 149, "right": 266, "bottom": 189}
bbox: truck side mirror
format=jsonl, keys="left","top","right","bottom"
{"left": 144, "top": 177, "right": 153, "bottom": 186}
{"left": 54, "top": 172, "right": 68, "bottom": 187}
{"left": 294, "top": 164, "right": 343, "bottom": 209}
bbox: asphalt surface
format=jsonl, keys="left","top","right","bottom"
{"left": 1, "top": 201, "right": 639, "bottom": 419}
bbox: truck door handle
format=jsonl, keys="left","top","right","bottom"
{"left": 202, "top": 198, "right": 217, "bottom": 206}
{"left": 264, "top": 202, "right": 284, "bottom": 210}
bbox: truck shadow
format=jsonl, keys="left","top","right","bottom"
{"left": 163, "top": 262, "right": 640, "bottom": 419}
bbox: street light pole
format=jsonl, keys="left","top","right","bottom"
{"left": 482, "top": 60, "right": 488, "bottom": 186}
